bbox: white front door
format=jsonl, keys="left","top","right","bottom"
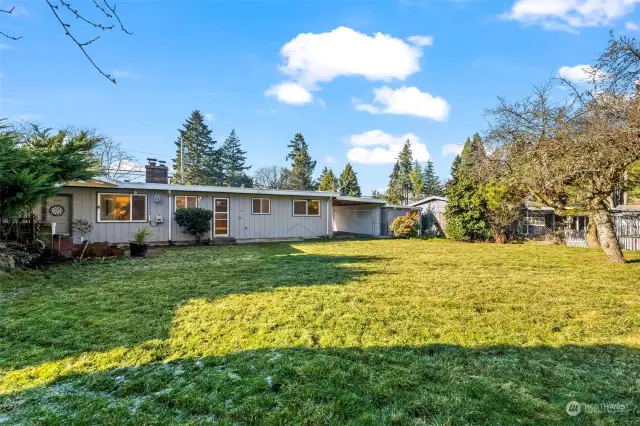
{"left": 213, "top": 198, "right": 229, "bottom": 237}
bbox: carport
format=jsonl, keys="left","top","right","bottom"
{"left": 332, "top": 196, "right": 386, "bottom": 236}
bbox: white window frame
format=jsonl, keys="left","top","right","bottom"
{"left": 175, "top": 195, "right": 198, "bottom": 210}
{"left": 251, "top": 198, "right": 271, "bottom": 215}
{"left": 213, "top": 197, "right": 230, "bottom": 237}
{"left": 292, "top": 199, "right": 321, "bottom": 217}
{"left": 97, "top": 193, "right": 147, "bottom": 223}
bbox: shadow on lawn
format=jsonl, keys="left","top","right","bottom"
{"left": 0, "top": 344, "right": 638, "bottom": 425}
{"left": 0, "top": 244, "right": 382, "bottom": 370}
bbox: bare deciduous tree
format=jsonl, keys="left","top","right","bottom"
{"left": 485, "top": 81, "right": 640, "bottom": 263}
{"left": 1, "top": 1, "right": 131, "bottom": 83}
{"left": 253, "top": 166, "right": 292, "bottom": 190}
{"left": 91, "top": 136, "right": 141, "bottom": 181}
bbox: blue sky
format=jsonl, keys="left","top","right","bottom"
{"left": 1, "top": 0, "right": 639, "bottom": 194}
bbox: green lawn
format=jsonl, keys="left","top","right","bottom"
{"left": 1, "top": 239, "right": 639, "bottom": 425}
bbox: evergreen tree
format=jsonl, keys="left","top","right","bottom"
{"left": 445, "top": 133, "right": 489, "bottom": 241}
{"left": 173, "top": 111, "right": 219, "bottom": 185}
{"left": 286, "top": 133, "right": 317, "bottom": 190}
{"left": 220, "top": 129, "right": 252, "bottom": 187}
{"left": 385, "top": 139, "right": 415, "bottom": 204}
{"left": 410, "top": 161, "right": 424, "bottom": 202}
{"left": 385, "top": 162, "right": 403, "bottom": 205}
{"left": 422, "top": 159, "right": 444, "bottom": 197}
{"left": 1, "top": 126, "right": 97, "bottom": 223}
{"left": 371, "top": 190, "right": 385, "bottom": 200}
{"left": 318, "top": 167, "right": 338, "bottom": 192}
{"left": 338, "top": 163, "right": 361, "bottom": 197}
{"left": 202, "top": 144, "right": 224, "bottom": 186}
{"left": 397, "top": 139, "right": 414, "bottom": 203}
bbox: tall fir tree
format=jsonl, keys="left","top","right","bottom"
{"left": 286, "top": 133, "right": 316, "bottom": 190}
{"left": 422, "top": 159, "right": 444, "bottom": 197}
{"left": 444, "top": 133, "right": 489, "bottom": 241}
{"left": 385, "top": 162, "right": 403, "bottom": 205}
{"left": 318, "top": 167, "right": 338, "bottom": 192}
{"left": 338, "top": 163, "right": 362, "bottom": 197}
{"left": 385, "top": 139, "right": 415, "bottom": 204}
{"left": 202, "top": 144, "right": 224, "bottom": 186}
{"left": 397, "top": 140, "right": 414, "bottom": 203}
{"left": 410, "top": 161, "right": 424, "bottom": 202}
{"left": 173, "top": 110, "right": 219, "bottom": 185}
{"left": 220, "top": 129, "right": 252, "bottom": 187}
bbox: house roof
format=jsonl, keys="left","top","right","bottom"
{"left": 524, "top": 201, "right": 555, "bottom": 212}
{"left": 66, "top": 177, "right": 339, "bottom": 198}
{"left": 409, "top": 196, "right": 448, "bottom": 206}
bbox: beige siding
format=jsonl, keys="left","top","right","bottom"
{"left": 48, "top": 187, "right": 333, "bottom": 244}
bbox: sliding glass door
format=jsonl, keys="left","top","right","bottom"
{"left": 214, "top": 198, "right": 229, "bottom": 237}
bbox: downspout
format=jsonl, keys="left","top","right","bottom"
{"left": 209, "top": 196, "right": 213, "bottom": 241}
{"left": 326, "top": 197, "right": 331, "bottom": 237}
{"left": 168, "top": 189, "right": 172, "bottom": 246}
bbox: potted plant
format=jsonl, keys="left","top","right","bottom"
{"left": 130, "top": 227, "right": 152, "bottom": 258}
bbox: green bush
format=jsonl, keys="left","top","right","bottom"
{"left": 174, "top": 207, "right": 213, "bottom": 243}
{"left": 389, "top": 212, "right": 420, "bottom": 238}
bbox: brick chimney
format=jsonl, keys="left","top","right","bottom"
{"left": 145, "top": 158, "right": 169, "bottom": 184}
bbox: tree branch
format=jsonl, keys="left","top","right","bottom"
{"left": 59, "top": 0, "right": 114, "bottom": 30}
{"left": 102, "top": 0, "right": 132, "bottom": 35}
{"left": 0, "top": 30, "right": 22, "bottom": 40}
{"left": 45, "top": 0, "right": 116, "bottom": 83}
{"left": 0, "top": 5, "right": 21, "bottom": 39}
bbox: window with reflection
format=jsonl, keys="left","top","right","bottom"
{"left": 98, "top": 193, "right": 147, "bottom": 222}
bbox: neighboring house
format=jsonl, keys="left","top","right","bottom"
{"left": 38, "top": 159, "right": 415, "bottom": 244}
{"left": 410, "top": 196, "right": 448, "bottom": 237}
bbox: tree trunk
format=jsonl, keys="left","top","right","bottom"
{"left": 591, "top": 208, "right": 625, "bottom": 263}
{"left": 586, "top": 216, "right": 601, "bottom": 249}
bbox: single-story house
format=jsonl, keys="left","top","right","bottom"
{"left": 38, "top": 159, "right": 417, "bottom": 244}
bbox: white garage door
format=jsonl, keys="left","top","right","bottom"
{"left": 334, "top": 208, "right": 377, "bottom": 235}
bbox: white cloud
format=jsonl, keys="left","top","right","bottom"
{"left": 626, "top": 20, "right": 640, "bottom": 30}
{"left": 265, "top": 81, "right": 313, "bottom": 105}
{"left": 355, "top": 86, "right": 450, "bottom": 121}
{"left": 0, "top": 44, "right": 11, "bottom": 51}
{"left": 326, "top": 155, "right": 336, "bottom": 164}
{"left": 346, "top": 130, "right": 430, "bottom": 165}
{"left": 504, "top": 0, "right": 640, "bottom": 30}
{"left": 407, "top": 35, "right": 434, "bottom": 47}
{"left": 204, "top": 113, "right": 214, "bottom": 122}
{"left": 557, "top": 64, "right": 607, "bottom": 83}
{"left": 112, "top": 69, "right": 139, "bottom": 79}
{"left": 279, "top": 26, "right": 423, "bottom": 87}
{"left": 109, "top": 159, "right": 145, "bottom": 173}
{"left": 267, "top": 26, "right": 430, "bottom": 104}
{"left": 442, "top": 144, "right": 464, "bottom": 157}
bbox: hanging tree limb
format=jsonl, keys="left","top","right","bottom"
{"left": 2, "top": 1, "right": 131, "bottom": 83}
{"left": 0, "top": 5, "right": 22, "bottom": 39}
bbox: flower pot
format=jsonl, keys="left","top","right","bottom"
{"left": 129, "top": 242, "right": 149, "bottom": 258}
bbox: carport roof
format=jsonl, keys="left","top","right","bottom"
{"left": 334, "top": 195, "right": 387, "bottom": 206}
